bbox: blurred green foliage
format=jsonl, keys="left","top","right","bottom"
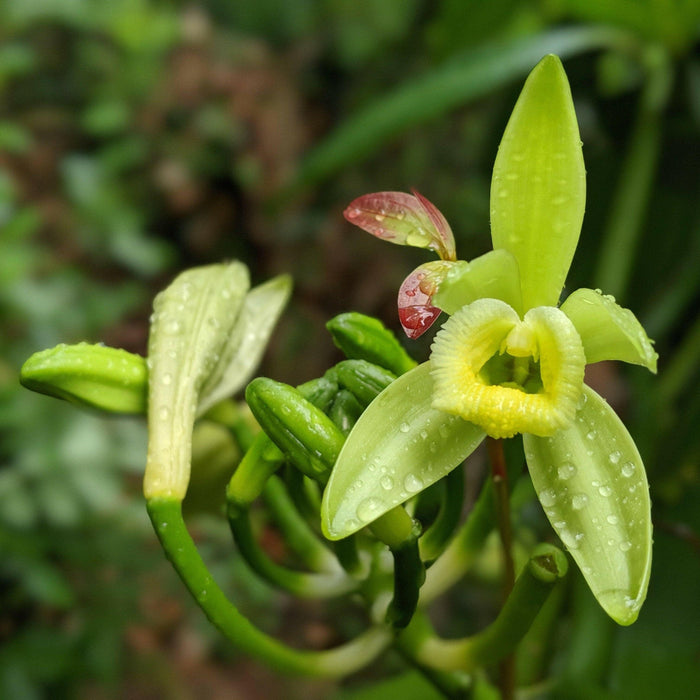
{"left": 1, "top": 0, "right": 699, "bottom": 697}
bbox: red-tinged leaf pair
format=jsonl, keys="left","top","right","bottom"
{"left": 344, "top": 190, "right": 456, "bottom": 338}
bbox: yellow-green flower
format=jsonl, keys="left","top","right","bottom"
{"left": 323, "top": 55, "right": 657, "bottom": 626}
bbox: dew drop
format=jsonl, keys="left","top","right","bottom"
{"left": 356, "top": 497, "right": 384, "bottom": 523}
{"left": 399, "top": 422, "right": 410, "bottom": 433}
{"left": 419, "top": 429, "right": 428, "bottom": 440}
{"left": 586, "top": 430, "right": 597, "bottom": 441}
{"left": 162, "top": 373, "right": 172, "bottom": 386}
{"left": 609, "top": 451, "right": 621, "bottom": 465}
{"left": 598, "top": 485, "right": 613, "bottom": 497}
{"left": 560, "top": 529, "right": 583, "bottom": 550}
{"left": 380, "top": 475, "right": 394, "bottom": 491}
{"left": 571, "top": 493, "right": 589, "bottom": 510}
{"left": 557, "top": 463, "right": 577, "bottom": 480}
{"left": 621, "top": 462, "right": 636, "bottom": 477}
{"left": 606, "top": 514, "right": 619, "bottom": 525}
{"left": 539, "top": 488, "right": 557, "bottom": 508}
{"left": 346, "top": 208, "right": 361, "bottom": 219}
{"left": 619, "top": 540, "right": 632, "bottom": 552}
{"left": 404, "top": 474, "right": 424, "bottom": 493}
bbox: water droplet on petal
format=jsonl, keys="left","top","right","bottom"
{"left": 539, "top": 488, "right": 557, "bottom": 507}
{"left": 380, "top": 475, "right": 394, "bottom": 491}
{"left": 399, "top": 422, "right": 410, "bottom": 433}
{"left": 609, "top": 451, "right": 621, "bottom": 465}
{"left": 619, "top": 540, "right": 632, "bottom": 552}
{"left": 606, "top": 514, "right": 619, "bottom": 525}
{"left": 598, "top": 485, "right": 612, "bottom": 497}
{"left": 356, "top": 497, "right": 384, "bottom": 523}
{"left": 557, "top": 463, "right": 577, "bottom": 480}
{"left": 571, "top": 493, "right": 589, "bottom": 510}
{"left": 404, "top": 474, "right": 424, "bottom": 493}
{"left": 621, "top": 462, "right": 636, "bottom": 477}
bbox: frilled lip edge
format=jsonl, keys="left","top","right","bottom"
{"left": 429, "top": 299, "right": 586, "bottom": 439}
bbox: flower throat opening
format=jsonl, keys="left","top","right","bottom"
{"left": 479, "top": 352, "right": 543, "bottom": 394}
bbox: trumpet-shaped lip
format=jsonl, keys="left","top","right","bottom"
{"left": 430, "top": 298, "right": 585, "bottom": 439}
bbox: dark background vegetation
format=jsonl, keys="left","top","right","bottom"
{"left": 1, "top": 1, "right": 699, "bottom": 698}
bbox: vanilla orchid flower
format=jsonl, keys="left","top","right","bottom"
{"left": 322, "top": 55, "right": 657, "bottom": 625}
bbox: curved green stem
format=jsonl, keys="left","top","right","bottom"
{"left": 227, "top": 503, "right": 355, "bottom": 598}
{"left": 420, "top": 474, "right": 496, "bottom": 603}
{"left": 409, "top": 544, "right": 568, "bottom": 672}
{"left": 226, "top": 432, "right": 284, "bottom": 508}
{"left": 419, "top": 465, "right": 465, "bottom": 564}
{"left": 262, "top": 475, "right": 339, "bottom": 573}
{"left": 148, "top": 497, "right": 391, "bottom": 676}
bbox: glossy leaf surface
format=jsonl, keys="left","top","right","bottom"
{"left": 490, "top": 54, "right": 585, "bottom": 310}
{"left": 321, "top": 362, "right": 485, "bottom": 540}
{"left": 560, "top": 287, "right": 658, "bottom": 371}
{"left": 524, "top": 385, "right": 652, "bottom": 625}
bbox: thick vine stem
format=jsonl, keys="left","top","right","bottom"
{"left": 147, "top": 497, "right": 391, "bottom": 676}
{"left": 227, "top": 503, "right": 356, "bottom": 598}
{"left": 407, "top": 544, "right": 568, "bottom": 672}
{"left": 262, "top": 475, "right": 339, "bottom": 573}
{"left": 419, "top": 465, "right": 465, "bottom": 564}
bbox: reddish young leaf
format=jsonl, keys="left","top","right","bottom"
{"left": 344, "top": 191, "right": 455, "bottom": 260}
{"left": 397, "top": 261, "right": 453, "bottom": 338}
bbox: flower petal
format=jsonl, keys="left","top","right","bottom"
{"left": 344, "top": 190, "right": 456, "bottom": 260}
{"left": 431, "top": 249, "right": 523, "bottom": 317}
{"left": 560, "top": 288, "right": 657, "bottom": 372}
{"left": 321, "top": 362, "right": 485, "bottom": 540}
{"left": 397, "top": 261, "right": 453, "bottom": 338}
{"left": 524, "top": 385, "right": 652, "bottom": 625}
{"left": 490, "top": 55, "right": 585, "bottom": 310}
{"left": 144, "top": 263, "right": 250, "bottom": 500}
{"left": 431, "top": 299, "right": 585, "bottom": 438}
{"left": 198, "top": 274, "right": 292, "bottom": 414}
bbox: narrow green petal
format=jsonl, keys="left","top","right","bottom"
{"left": 560, "top": 287, "right": 658, "bottom": 372}
{"left": 321, "top": 362, "right": 485, "bottom": 540}
{"left": 432, "top": 249, "right": 523, "bottom": 317}
{"left": 198, "top": 274, "right": 292, "bottom": 414}
{"left": 524, "top": 386, "right": 652, "bottom": 625}
{"left": 144, "top": 263, "right": 250, "bottom": 500}
{"left": 491, "top": 55, "right": 585, "bottom": 310}
{"left": 431, "top": 300, "right": 585, "bottom": 438}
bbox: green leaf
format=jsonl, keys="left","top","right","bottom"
{"left": 560, "top": 287, "right": 657, "bottom": 372}
{"left": 523, "top": 385, "right": 652, "bottom": 625}
{"left": 432, "top": 249, "right": 523, "bottom": 316}
{"left": 491, "top": 54, "right": 586, "bottom": 310}
{"left": 286, "top": 27, "right": 623, "bottom": 192}
{"left": 144, "top": 263, "right": 250, "bottom": 500}
{"left": 198, "top": 274, "right": 292, "bottom": 414}
{"left": 321, "top": 362, "right": 485, "bottom": 540}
